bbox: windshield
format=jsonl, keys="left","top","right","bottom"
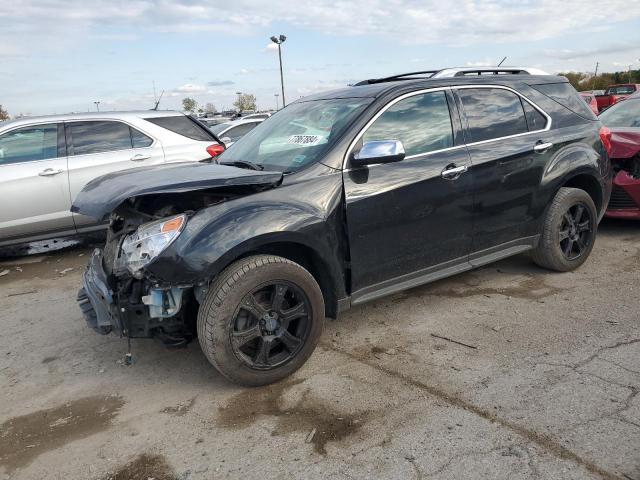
{"left": 606, "top": 86, "right": 636, "bottom": 95}
{"left": 217, "top": 98, "right": 371, "bottom": 172}
{"left": 599, "top": 98, "right": 640, "bottom": 128}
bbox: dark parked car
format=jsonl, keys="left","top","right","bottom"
{"left": 74, "top": 67, "right": 612, "bottom": 386}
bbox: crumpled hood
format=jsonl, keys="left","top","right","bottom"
{"left": 71, "top": 162, "right": 283, "bottom": 221}
{"left": 610, "top": 128, "right": 640, "bottom": 159}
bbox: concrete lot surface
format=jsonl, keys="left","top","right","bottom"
{"left": 0, "top": 220, "right": 638, "bottom": 480}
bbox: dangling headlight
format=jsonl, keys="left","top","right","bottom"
{"left": 120, "top": 214, "right": 186, "bottom": 276}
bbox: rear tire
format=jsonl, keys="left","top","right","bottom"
{"left": 531, "top": 187, "right": 597, "bottom": 272}
{"left": 197, "top": 255, "right": 324, "bottom": 386}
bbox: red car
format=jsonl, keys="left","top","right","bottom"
{"left": 579, "top": 92, "right": 599, "bottom": 115}
{"left": 595, "top": 84, "right": 640, "bottom": 112}
{"left": 599, "top": 92, "right": 640, "bottom": 218}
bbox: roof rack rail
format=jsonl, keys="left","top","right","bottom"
{"left": 353, "top": 66, "right": 549, "bottom": 86}
{"left": 353, "top": 70, "right": 439, "bottom": 86}
{"left": 432, "top": 67, "right": 549, "bottom": 78}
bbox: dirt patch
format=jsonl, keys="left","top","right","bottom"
{"left": 161, "top": 397, "right": 196, "bottom": 417}
{"left": 0, "top": 395, "right": 125, "bottom": 472}
{"left": 405, "top": 273, "right": 563, "bottom": 301}
{"left": 103, "top": 453, "right": 176, "bottom": 480}
{"left": 216, "top": 379, "right": 366, "bottom": 455}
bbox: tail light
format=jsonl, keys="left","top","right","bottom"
{"left": 206, "top": 144, "right": 225, "bottom": 158}
{"left": 599, "top": 126, "right": 612, "bottom": 156}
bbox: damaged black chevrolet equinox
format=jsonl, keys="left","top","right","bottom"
{"left": 75, "top": 67, "right": 612, "bottom": 386}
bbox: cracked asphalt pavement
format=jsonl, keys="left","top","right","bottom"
{"left": 0, "top": 219, "right": 638, "bottom": 480}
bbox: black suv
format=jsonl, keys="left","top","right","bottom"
{"left": 75, "top": 67, "right": 612, "bottom": 386}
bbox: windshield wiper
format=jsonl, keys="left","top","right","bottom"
{"left": 219, "top": 160, "right": 264, "bottom": 171}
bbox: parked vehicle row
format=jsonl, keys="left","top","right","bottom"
{"left": 0, "top": 111, "right": 224, "bottom": 246}
{"left": 73, "top": 67, "right": 615, "bottom": 386}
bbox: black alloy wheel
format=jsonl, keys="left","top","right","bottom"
{"left": 230, "top": 281, "right": 312, "bottom": 370}
{"left": 558, "top": 202, "right": 593, "bottom": 261}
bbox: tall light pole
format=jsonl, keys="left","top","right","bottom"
{"left": 274, "top": 93, "right": 279, "bottom": 111}
{"left": 235, "top": 91, "right": 242, "bottom": 112}
{"left": 94, "top": 101, "right": 100, "bottom": 112}
{"left": 270, "top": 34, "right": 287, "bottom": 107}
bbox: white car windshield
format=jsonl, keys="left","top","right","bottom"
{"left": 217, "top": 98, "right": 371, "bottom": 172}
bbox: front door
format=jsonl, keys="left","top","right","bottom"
{"left": 343, "top": 89, "right": 474, "bottom": 302}
{"left": 0, "top": 123, "right": 74, "bottom": 243}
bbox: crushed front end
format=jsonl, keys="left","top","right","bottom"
{"left": 78, "top": 212, "right": 197, "bottom": 346}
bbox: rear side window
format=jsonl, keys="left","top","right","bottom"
{"left": 69, "top": 121, "right": 133, "bottom": 155}
{"left": 522, "top": 101, "right": 548, "bottom": 132}
{"left": 458, "top": 88, "right": 528, "bottom": 143}
{"left": 131, "top": 127, "right": 153, "bottom": 147}
{"left": 363, "top": 91, "right": 454, "bottom": 156}
{"left": 532, "top": 82, "right": 597, "bottom": 120}
{"left": 0, "top": 124, "right": 58, "bottom": 165}
{"left": 145, "top": 115, "right": 213, "bottom": 141}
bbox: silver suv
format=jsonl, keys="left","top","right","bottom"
{"left": 0, "top": 111, "right": 223, "bottom": 247}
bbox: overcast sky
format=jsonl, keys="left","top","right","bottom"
{"left": 2, "top": 0, "right": 640, "bottom": 115}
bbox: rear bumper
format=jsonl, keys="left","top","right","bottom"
{"left": 77, "top": 249, "right": 121, "bottom": 335}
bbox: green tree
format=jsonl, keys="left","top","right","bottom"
{"left": 233, "top": 93, "right": 257, "bottom": 112}
{"left": 559, "top": 69, "right": 640, "bottom": 92}
{"left": 182, "top": 97, "right": 198, "bottom": 113}
{"left": 0, "top": 104, "right": 9, "bottom": 121}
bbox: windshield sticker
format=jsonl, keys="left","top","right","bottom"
{"left": 287, "top": 134, "right": 323, "bottom": 146}
{"left": 292, "top": 154, "right": 306, "bottom": 164}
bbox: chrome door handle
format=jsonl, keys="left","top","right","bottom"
{"left": 38, "top": 168, "right": 64, "bottom": 176}
{"left": 130, "top": 154, "right": 151, "bottom": 161}
{"left": 533, "top": 142, "right": 553, "bottom": 153}
{"left": 441, "top": 165, "right": 468, "bottom": 179}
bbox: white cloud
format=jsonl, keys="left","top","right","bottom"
{"left": 2, "top": 0, "right": 640, "bottom": 54}
{"left": 173, "top": 84, "right": 207, "bottom": 94}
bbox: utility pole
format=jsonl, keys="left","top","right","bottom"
{"left": 274, "top": 93, "right": 279, "bottom": 111}
{"left": 270, "top": 35, "right": 287, "bottom": 107}
{"left": 592, "top": 62, "right": 599, "bottom": 90}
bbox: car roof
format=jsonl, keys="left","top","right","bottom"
{"left": 0, "top": 110, "right": 185, "bottom": 130}
{"left": 297, "top": 74, "right": 569, "bottom": 103}
{"left": 222, "top": 118, "right": 265, "bottom": 126}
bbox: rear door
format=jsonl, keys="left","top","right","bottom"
{"left": 455, "top": 86, "right": 553, "bottom": 255}
{"left": 66, "top": 120, "right": 164, "bottom": 229}
{"left": 343, "top": 88, "right": 474, "bottom": 299}
{"left": 0, "top": 123, "right": 74, "bottom": 243}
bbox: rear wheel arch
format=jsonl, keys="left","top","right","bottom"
{"left": 561, "top": 173, "right": 604, "bottom": 214}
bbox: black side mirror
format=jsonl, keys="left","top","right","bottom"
{"left": 351, "top": 140, "right": 406, "bottom": 167}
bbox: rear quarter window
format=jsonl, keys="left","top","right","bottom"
{"left": 532, "top": 83, "right": 597, "bottom": 120}
{"left": 144, "top": 115, "right": 214, "bottom": 141}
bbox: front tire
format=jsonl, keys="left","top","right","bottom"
{"left": 531, "top": 187, "right": 597, "bottom": 272}
{"left": 197, "top": 255, "right": 325, "bottom": 386}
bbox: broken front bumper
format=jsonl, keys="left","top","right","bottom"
{"left": 77, "top": 249, "right": 120, "bottom": 335}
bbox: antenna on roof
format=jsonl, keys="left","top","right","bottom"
{"left": 152, "top": 90, "right": 164, "bottom": 111}
{"left": 498, "top": 56, "right": 507, "bottom": 66}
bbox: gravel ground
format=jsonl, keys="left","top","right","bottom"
{"left": 0, "top": 219, "right": 638, "bottom": 480}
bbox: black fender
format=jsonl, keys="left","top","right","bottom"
{"left": 146, "top": 171, "right": 348, "bottom": 300}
